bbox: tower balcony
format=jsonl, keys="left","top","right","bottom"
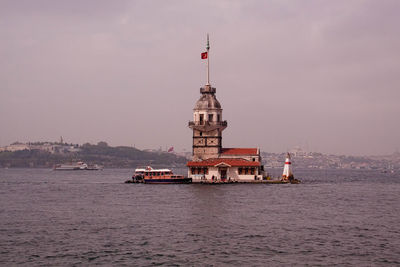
{"left": 200, "top": 86, "right": 216, "bottom": 94}
{"left": 188, "top": 120, "right": 227, "bottom": 131}
{"left": 188, "top": 121, "right": 227, "bottom": 127}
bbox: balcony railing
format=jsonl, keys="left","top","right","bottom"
{"left": 188, "top": 121, "right": 227, "bottom": 127}
{"left": 200, "top": 87, "right": 216, "bottom": 94}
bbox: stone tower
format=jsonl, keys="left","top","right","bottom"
{"left": 189, "top": 35, "right": 227, "bottom": 160}
{"left": 188, "top": 84, "right": 227, "bottom": 160}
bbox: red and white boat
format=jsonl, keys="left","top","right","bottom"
{"left": 132, "top": 166, "right": 191, "bottom": 184}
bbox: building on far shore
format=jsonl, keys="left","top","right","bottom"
{"left": 0, "top": 142, "right": 81, "bottom": 154}
{"left": 186, "top": 36, "right": 265, "bottom": 182}
{"left": 0, "top": 142, "right": 30, "bottom": 152}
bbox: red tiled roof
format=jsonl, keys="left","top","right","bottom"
{"left": 221, "top": 148, "right": 258, "bottom": 155}
{"left": 187, "top": 158, "right": 260, "bottom": 167}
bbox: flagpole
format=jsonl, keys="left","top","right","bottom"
{"left": 206, "top": 34, "right": 210, "bottom": 86}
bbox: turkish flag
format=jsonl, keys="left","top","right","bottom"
{"left": 201, "top": 52, "right": 208, "bottom": 59}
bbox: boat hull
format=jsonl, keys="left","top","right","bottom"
{"left": 143, "top": 178, "right": 192, "bottom": 184}
{"left": 54, "top": 166, "right": 86, "bottom": 170}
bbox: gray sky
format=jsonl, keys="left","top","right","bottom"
{"left": 1, "top": 0, "right": 399, "bottom": 156}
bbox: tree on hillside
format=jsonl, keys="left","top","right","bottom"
{"left": 97, "top": 141, "right": 108, "bottom": 147}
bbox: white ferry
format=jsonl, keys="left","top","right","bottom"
{"left": 53, "top": 162, "right": 103, "bottom": 171}
{"left": 54, "top": 162, "right": 88, "bottom": 170}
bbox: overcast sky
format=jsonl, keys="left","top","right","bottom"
{"left": 1, "top": 0, "right": 399, "bottom": 155}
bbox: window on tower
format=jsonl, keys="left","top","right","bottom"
{"left": 217, "top": 114, "right": 220, "bottom": 122}
{"left": 208, "top": 114, "right": 213, "bottom": 122}
{"left": 199, "top": 114, "right": 204, "bottom": 125}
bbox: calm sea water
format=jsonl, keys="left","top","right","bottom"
{"left": 0, "top": 168, "right": 399, "bottom": 266}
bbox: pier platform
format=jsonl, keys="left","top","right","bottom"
{"left": 125, "top": 178, "right": 300, "bottom": 184}
{"left": 194, "top": 179, "right": 299, "bottom": 184}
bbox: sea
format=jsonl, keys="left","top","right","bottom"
{"left": 0, "top": 168, "right": 399, "bottom": 266}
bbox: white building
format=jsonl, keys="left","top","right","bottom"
{"left": 187, "top": 148, "right": 264, "bottom": 182}
{"left": 2, "top": 143, "right": 30, "bottom": 152}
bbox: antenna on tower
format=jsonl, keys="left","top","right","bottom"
{"left": 206, "top": 34, "right": 210, "bottom": 85}
{"left": 199, "top": 34, "right": 211, "bottom": 86}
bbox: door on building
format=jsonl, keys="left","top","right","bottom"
{"left": 220, "top": 169, "right": 227, "bottom": 181}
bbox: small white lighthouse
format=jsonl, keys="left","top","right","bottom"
{"left": 282, "top": 153, "right": 294, "bottom": 181}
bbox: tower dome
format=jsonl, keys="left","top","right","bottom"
{"left": 194, "top": 89, "right": 221, "bottom": 110}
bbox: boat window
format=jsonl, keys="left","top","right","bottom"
{"left": 245, "top": 168, "right": 249, "bottom": 174}
{"left": 250, "top": 168, "right": 255, "bottom": 175}
{"left": 238, "top": 167, "right": 243, "bottom": 175}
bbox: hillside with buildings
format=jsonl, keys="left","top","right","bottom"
{"left": 0, "top": 141, "right": 187, "bottom": 168}
{"left": 262, "top": 149, "right": 400, "bottom": 172}
{"left": 1, "top": 141, "right": 399, "bottom": 172}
